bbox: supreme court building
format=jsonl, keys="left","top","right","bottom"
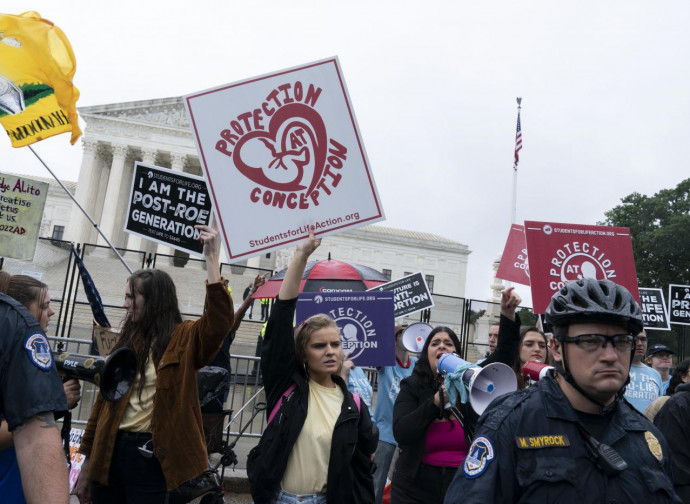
{"left": 64, "top": 97, "right": 471, "bottom": 298}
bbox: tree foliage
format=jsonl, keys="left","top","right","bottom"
{"left": 601, "top": 178, "right": 690, "bottom": 288}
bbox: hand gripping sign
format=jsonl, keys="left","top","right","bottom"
{"left": 184, "top": 57, "right": 384, "bottom": 262}
{"left": 524, "top": 221, "right": 639, "bottom": 314}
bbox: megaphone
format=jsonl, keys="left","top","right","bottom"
{"left": 401, "top": 323, "right": 433, "bottom": 353}
{"left": 54, "top": 348, "right": 137, "bottom": 402}
{"left": 521, "top": 360, "right": 555, "bottom": 382}
{"left": 438, "top": 353, "right": 517, "bottom": 415}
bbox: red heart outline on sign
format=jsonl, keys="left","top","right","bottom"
{"left": 233, "top": 103, "right": 328, "bottom": 194}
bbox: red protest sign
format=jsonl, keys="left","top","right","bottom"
{"left": 496, "top": 224, "right": 530, "bottom": 286}
{"left": 524, "top": 221, "right": 639, "bottom": 314}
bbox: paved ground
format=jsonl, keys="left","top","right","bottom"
{"left": 70, "top": 492, "right": 252, "bottom": 503}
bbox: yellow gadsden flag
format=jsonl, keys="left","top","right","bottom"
{"left": 0, "top": 11, "right": 81, "bottom": 147}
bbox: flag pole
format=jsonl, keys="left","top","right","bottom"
{"left": 511, "top": 97, "right": 522, "bottom": 225}
{"left": 27, "top": 145, "right": 133, "bottom": 275}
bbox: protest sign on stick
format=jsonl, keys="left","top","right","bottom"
{"left": 297, "top": 291, "right": 395, "bottom": 366}
{"left": 367, "top": 272, "right": 434, "bottom": 318}
{"left": 639, "top": 287, "right": 671, "bottom": 330}
{"left": 524, "top": 221, "right": 639, "bottom": 314}
{"left": 0, "top": 172, "right": 48, "bottom": 260}
{"left": 668, "top": 284, "right": 690, "bottom": 326}
{"left": 496, "top": 224, "right": 530, "bottom": 286}
{"left": 184, "top": 57, "right": 385, "bottom": 262}
{"left": 124, "top": 162, "right": 212, "bottom": 256}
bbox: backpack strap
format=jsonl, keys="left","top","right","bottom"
{"left": 267, "top": 383, "right": 296, "bottom": 425}
{"left": 268, "top": 385, "right": 361, "bottom": 425}
{"left": 353, "top": 393, "right": 361, "bottom": 413}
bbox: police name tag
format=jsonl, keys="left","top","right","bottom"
{"left": 515, "top": 434, "right": 571, "bottom": 449}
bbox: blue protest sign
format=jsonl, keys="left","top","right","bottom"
{"left": 296, "top": 291, "right": 395, "bottom": 367}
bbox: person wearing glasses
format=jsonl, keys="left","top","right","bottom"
{"left": 624, "top": 329, "right": 663, "bottom": 413}
{"left": 445, "top": 278, "right": 680, "bottom": 503}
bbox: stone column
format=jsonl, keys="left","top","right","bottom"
{"left": 171, "top": 152, "right": 187, "bottom": 172}
{"left": 66, "top": 138, "right": 100, "bottom": 244}
{"left": 126, "top": 147, "right": 158, "bottom": 252}
{"left": 97, "top": 144, "right": 128, "bottom": 246}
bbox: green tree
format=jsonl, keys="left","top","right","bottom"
{"left": 601, "top": 178, "right": 690, "bottom": 288}
{"left": 517, "top": 307, "right": 538, "bottom": 327}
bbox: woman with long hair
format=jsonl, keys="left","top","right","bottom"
{"left": 247, "top": 227, "right": 376, "bottom": 504}
{"left": 0, "top": 272, "right": 80, "bottom": 504}
{"left": 391, "top": 288, "right": 522, "bottom": 504}
{"left": 512, "top": 326, "right": 549, "bottom": 389}
{"left": 75, "top": 223, "right": 234, "bottom": 503}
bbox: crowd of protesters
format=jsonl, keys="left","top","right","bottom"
{"left": 1, "top": 226, "right": 687, "bottom": 503}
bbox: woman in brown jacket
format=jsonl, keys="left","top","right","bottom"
{"left": 75, "top": 223, "right": 234, "bottom": 503}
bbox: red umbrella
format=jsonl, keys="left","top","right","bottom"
{"left": 252, "top": 257, "right": 389, "bottom": 299}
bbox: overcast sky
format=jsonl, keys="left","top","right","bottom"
{"left": 3, "top": 1, "right": 688, "bottom": 303}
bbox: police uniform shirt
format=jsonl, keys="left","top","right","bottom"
{"left": 0, "top": 293, "right": 67, "bottom": 431}
{"left": 444, "top": 373, "right": 681, "bottom": 504}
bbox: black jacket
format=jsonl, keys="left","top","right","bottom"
{"left": 445, "top": 373, "right": 680, "bottom": 503}
{"left": 655, "top": 382, "right": 690, "bottom": 501}
{"left": 393, "top": 313, "right": 520, "bottom": 479}
{"left": 247, "top": 296, "right": 376, "bottom": 504}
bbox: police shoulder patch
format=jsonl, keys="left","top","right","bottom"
{"left": 464, "top": 435, "right": 495, "bottom": 479}
{"left": 24, "top": 333, "right": 53, "bottom": 370}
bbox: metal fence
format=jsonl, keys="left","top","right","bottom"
{"left": 48, "top": 334, "right": 378, "bottom": 441}
{"left": 11, "top": 236, "right": 690, "bottom": 437}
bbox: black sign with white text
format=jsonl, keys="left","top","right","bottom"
{"left": 669, "top": 284, "right": 690, "bottom": 326}
{"left": 367, "top": 272, "right": 434, "bottom": 318}
{"left": 125, "top": 162, "right": 212, "bottom": 256}
{"left": 639, "top": 287, "right": 670, "bottom": 330}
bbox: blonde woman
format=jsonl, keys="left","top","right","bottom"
{"left": 248, "top": 227, "right": 376, "bottom": 504}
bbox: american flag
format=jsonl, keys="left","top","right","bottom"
{"left": 513, "top": 110, "right": 522, "bottom": 171}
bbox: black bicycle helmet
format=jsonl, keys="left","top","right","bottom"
{"left": 546, "top": 278, "right": 643, "bottom": 335}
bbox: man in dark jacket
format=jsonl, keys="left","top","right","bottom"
{"left": 445, "top": 278, "right": 681, "bottom": 503}
{"left": 654, "top": 381, "right": 690, "bottom": 500}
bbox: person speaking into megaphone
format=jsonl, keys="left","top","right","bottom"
{"left": 391, "top": 287, "right": 522, "bottom": 504}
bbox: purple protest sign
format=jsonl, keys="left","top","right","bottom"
{"left": 296, "top": 291, "right": 395, "bottom": 367}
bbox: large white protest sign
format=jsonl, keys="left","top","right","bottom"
{"left": 0, "top": 173, "right": 48, "bottom": 260}
{"left": 124, "top": 162, "right": 212, "bottom": 256}
{"left": 367, "top": 272, "right": 434, "bottom": 318}
{"left": 184, "top": 57, "right": 385, "bottom": 261}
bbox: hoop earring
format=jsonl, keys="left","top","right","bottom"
{"left": 303, "top": 362, "right": 309, "bottom": 377}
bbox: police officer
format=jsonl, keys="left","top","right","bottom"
{"left": 444, "top": 278, "right": 681, "bottom": 503}
{"left": 0, "top": 292, "right": 69, "bottom": 504}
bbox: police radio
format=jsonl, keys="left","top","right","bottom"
{"left": 54, "top": 348, "right": 137, "bottom": 402}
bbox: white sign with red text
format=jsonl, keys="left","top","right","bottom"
{"left": 184, "top": 57, "right": 384, "bottom": 261}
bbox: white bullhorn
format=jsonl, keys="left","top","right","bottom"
{"left": 438, "top": 353, "right": 517, "bottom": 415}
{"left": 401, "top": 322, "right": 433, "bottom": 354}
{"left": 521, "top": 360, "right": 555, "bottom": 382}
